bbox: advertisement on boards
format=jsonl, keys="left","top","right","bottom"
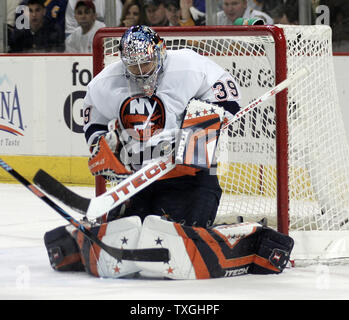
{"left": 0, "top": 58, "right": 33, "bottom": 154}
{"left": 0, "top": 56, "right": 92, "bottom": 157}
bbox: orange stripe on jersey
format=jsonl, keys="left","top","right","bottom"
{"left": 174, "top": 223, "right": 211, "bottom": 279}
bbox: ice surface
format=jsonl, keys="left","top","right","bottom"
{"left": 1, "top": 183, "right": 349, "bottom": 300}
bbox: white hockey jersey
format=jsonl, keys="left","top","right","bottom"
{"left": 83, "top": 48, "right": 241, "bottom": 166}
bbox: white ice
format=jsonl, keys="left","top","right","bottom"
{"left": 1, "top": 183, "right": 349, "bottom": 300}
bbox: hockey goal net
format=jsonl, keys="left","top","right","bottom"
{"left": 93, "top": 25, "right": 349, "bottom": 263}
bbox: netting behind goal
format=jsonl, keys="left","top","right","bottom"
{"left": 92, "top": 25, "right": 349, "bottom": 244}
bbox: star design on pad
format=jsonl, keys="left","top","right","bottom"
{"left": 155, "top": 237, "right": 163, "bottom": 245}
{"left": 116, "top": 256, "right": 123, "bottom": 264}
{"left": 166, "top": 267, "right": 174, "bottom": 274}
{"left": 114, "top": 266, "right": 120, "bottom": 273}
{"left": 121, "top": 236, "right": 128, "bottom": 245}
{"left": 186, "top": 108, "right": 211, "bottom": 120}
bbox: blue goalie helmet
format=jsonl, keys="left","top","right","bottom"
{"left": 119, "top": 25, "right": 166, "bottom": 96}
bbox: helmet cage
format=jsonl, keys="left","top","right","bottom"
{"left": 119, "top": 25, "right": 166, "bottom": 96}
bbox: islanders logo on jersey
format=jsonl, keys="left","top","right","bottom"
{"left": 119, "top": 96, "right": 166, "bottom": 141}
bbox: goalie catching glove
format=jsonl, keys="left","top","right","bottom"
{"left": 88, "top": 119, "right": 133, "bottom": 181}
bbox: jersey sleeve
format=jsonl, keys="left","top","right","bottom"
{"left": 195, "top": 56, "right": 242, "bottom": 117}
{"left": 82, "top": 89, "right": 109, "bottom": 147}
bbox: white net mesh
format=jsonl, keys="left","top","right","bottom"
{"left": 96, "top": 25, "right": 349, "bottom": 233}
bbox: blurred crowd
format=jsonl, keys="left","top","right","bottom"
{"left": 5, "top": 0, "right": 349, "bottom": 53}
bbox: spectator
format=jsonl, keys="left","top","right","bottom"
{"left": 44, "top": 0, "right": 68, "bottom": 35}
{"left": 164, "top": 0, "right": 194, "bottom": 26}
{"left": 65, "top": 0, "right": 123, "bottom": 36}
{"left": 191, "top": 0, "right": 206, "bottom": 24}
{"left": 259, "top": 0, "right": 284, "bottom": 16}
{"left": 217, "top": 0, "right": 273, "bottom": 25}
{"left": 283, "top": 0, "right": 299, "bottom": 24}
{"left": 267, "top": 0, "right": 301, "bottom": 25}
{"left": 325, "top": 0, "right": 349, "bottom": 52}
{"left": 143, "top": 0, "right": 169, "bottom": 26}
{"left": 179, "top": 0, "right": 205, "bottom": 26}
{"left": 15, "top": 0, "right": 68, "bottom": 35}
{"left": 267, "top": 3, "right": 286, "bottom": 24}
{"left": 9, "top": 0, "right": 65, "bottom": 53}
{"left": 65, "top": 0, "right": 105, "bottom": 53}
{"left": 119, "top": 0, "right": 146, "bottom": 27}
{"left": 247, "top": 0, "right": 263, "bottom": 10}
{"left": 179, "top": 0, "right": 205, "bottom": 25}
{"left": 164, "top": 0, "right": 181, "bottom": 26}
{"left": 193, "top": 0, "right": 205, "bottom": 13}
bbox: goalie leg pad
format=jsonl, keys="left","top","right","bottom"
{"left": 136, "top": 216, "right": 294, "bottom": 279}
{"left": 72, "top": 216, "right": 143, "bottom": 278}
{"left": 44, "top": 225, "right": 85, "bottom": 272}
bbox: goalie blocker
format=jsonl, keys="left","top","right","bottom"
{"left": 44, "top": 216, "right": 294, "bottom": 279}
{"left": 174, "top": 99, "right": 225, "bottom": 171}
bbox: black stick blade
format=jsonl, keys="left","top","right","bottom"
{"left": 33, "top": 169, "right": 90, "bottom": 215}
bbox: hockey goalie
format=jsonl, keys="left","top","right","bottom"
{"left": 43, "top": 25, "right": 294, "bottom": 279}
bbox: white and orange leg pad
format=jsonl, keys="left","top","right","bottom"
{"left": 135, "top": 215, "right": 199, "bottom": 279}
{"left": 135, "top": 215, "right": 294, "bottom": 279}
{"left": 74, "top": 216, "right": 142, "bottom": 278}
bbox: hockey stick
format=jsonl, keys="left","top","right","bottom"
{"left": 0, "top": 158, "right": 169, "bottom": 262}
{"left": 35, "top": 153, "right": 176, "bottom": 220}
{"left": 33, "top": 67, "right": 309, "bottom": 220}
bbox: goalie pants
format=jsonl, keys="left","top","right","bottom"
{"left": 110, "top": 170, "right": 222, "bottom": 228}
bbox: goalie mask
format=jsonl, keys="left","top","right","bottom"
{"left": 119, "top": 25, "right": 166, "bottom": 97}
